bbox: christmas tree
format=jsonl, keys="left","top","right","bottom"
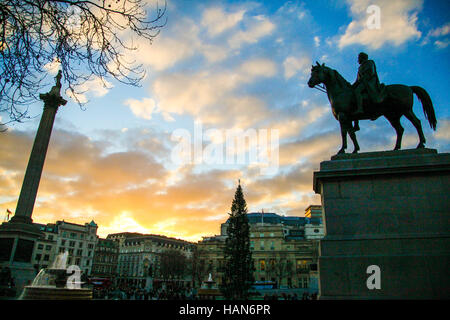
{"left": 221, "top": 181, "right": 255, "bottom": 299}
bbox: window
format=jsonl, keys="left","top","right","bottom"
{"left": 61, "top": 240, "right": 66, "bottom": 246}
{"left": 300, "top": 277, "right": 309, "bottom": 288}
{"left": 35, "top": 254, "right": 42, "bottom": 261}
{"left": 296, "top": 259, "right": 308, "bottom": 271}
{"left": 77, "top": 249, "right": 83, "bottom": 256}
{"left": 260, "top": 241, "right": 264, "bottom": 250}
{"left": 43, "top": 254, "right": 49, "bottom": 261}
{"left": 48, "top": 235, "right": 54, "bottom": 241}
{"left": 45, "top": 245, "right": 51, "bottom": 251}
{"left": 270, "top": 241, "right": 275, "bottom": 250}
{"left": 37, "top": 244, "right": 44, "bottom": 250}
{"left": 259, "top": 260, "right": 266, "bottom": 271}
{"left": 69, "top": 241, "right": 75, "bottom": 247}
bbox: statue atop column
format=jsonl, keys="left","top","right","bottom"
{"left": 40, "top": 70, "right": 67, "bottom": 109}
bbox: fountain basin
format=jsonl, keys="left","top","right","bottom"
{"left": 21, "top": 286, "right": 92, "bottom": 300}
{"left": 21, "top": 252, "right": 92, "bottom": 300}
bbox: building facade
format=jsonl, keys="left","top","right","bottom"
{"left": 91, "top": 237, "right": 119, "bottom": 281}
{"left": 197, "top": 208, "right": 324, "bottom": 292}
{"left": 29, "top": 220, "right": 99, "bottom": 279}
{"left": 54, "top": 220, "right": 98, "bottom": 276}
{"left": 108, "top": 233, "right": 195, "bottom": 288}
{"left": 32, "top": 221, "right": 98, "bottom": 276}
{"left": 32, "top": 223, "right": 59, "bottom": 272}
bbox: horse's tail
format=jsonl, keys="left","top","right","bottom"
{"left": 411, "top": 86, "right": 437, "bottom": 130}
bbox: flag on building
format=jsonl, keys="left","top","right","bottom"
{"left": 6, "top": 208, "right": 12, "bottom": 221}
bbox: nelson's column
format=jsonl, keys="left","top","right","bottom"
{"left": 0, "top": 71, "right": 67, "bottom": 293}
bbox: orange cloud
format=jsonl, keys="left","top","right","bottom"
{"left": 1, "top": 120, "right": 331, "bottom": 242}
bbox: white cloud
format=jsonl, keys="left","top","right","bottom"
{"left": 239, "top": 58, "right": 277, "bottom": 80}
{"left": 338, "top": 0, "right": 423, "bottom": 49}
{"left": 435, "top": 119, "right": 450, "bottom": 140}
{"left": 434, "top": 40, "right": 449, "bottom": 49}
{"left": 43, "top": 57, "right": 61, "bottom": 75}
{"left": 130, "top": 18, "right": 201, "bottom": 71}
{"left": 66, "top": 77, "right": 112, "bottom": 103}
{"left": 314, "top": 36, "right": 320, "bottom": 47}
{"left": 151, "top": 58, "right": 276, "bottom": 126}
{"left": 124, "top": 97, "right": 157, "bottom": 120}
{"left": 423, "top": 22, "right": 450, "bottom": 49}
{"left": 283, "top": 55, "right": 311, "bottom": 79}
{"left": 202, "top": 7, "right": 246, "bottom": 36}
{"left": 429, "top": 22, "right": 450, "bottom": 37}
{"left": 276, "top": 1, "right": 308, "bottom": 21}
{"left": 228, "top": 15, "right": 275, "bottom": 49}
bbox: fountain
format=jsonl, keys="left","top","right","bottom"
{"left": 198, "top": 273, "right": 221, "bottom": 300}
{"left": 20, "top": 252, "right": 92, "bottom": 299}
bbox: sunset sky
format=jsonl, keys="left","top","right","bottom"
{"left": 1, "top": 0, "right": 449, "bottom": 242}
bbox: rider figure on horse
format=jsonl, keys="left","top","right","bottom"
{"left": 352, "top": 52, "right": 385, "bottom": 116}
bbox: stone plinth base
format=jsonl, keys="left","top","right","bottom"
{"left": 313, "top": 149, "right": 450, "bottom": 299}
{"left": 0, "top": 221, "right": 43, "bottom": 297}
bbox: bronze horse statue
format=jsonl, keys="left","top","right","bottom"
{"left": 307, "top": 62, "right": 437, "bottom": 155}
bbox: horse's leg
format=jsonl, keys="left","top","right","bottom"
{"left": 404, "top": 110, "right": 426, "bottom": 148}
{"left": 337, "top": 113, "right": 348, "bottom": 154}
{"left": 385, "top": 115, "right": 404, "bottom": 150}
{"left": 348, "top": 129, "right": 360, "bottom": 153}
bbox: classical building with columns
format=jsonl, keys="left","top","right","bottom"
{"left": 197, "top": 207, "right": 324, "bottom": 292}
{"left": 107, "top": 233, "right": 195, "bottom": 288}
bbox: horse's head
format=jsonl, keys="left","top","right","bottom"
{"left": 307, "top": 61, "right": 327, "bottom": 88}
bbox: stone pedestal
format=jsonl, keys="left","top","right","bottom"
{"left": 0, "top": 221, "right": 42, "bottom": 294}
{"left": 313, "top": 149, "right": 450, "bottom": 299}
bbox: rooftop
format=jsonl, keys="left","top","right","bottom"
{"left": 226, "top": 212, "right": 321, "bottom": 226}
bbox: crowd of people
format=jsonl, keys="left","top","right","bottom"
{"left": 262, "top": 292, "right": 318, "bottom": 300}
{"left": 92, "top": 283, "right": 318, "bottom": 300}
{"left": 92, "top": 284, "right": 199, "bottom": 300}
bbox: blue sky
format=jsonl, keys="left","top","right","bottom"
{"left": 1, "top": 0, "right": 449, "bottom": 241}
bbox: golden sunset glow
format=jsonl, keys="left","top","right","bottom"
{"left": 1, "top": 0, "right": 448, "bottom": 243}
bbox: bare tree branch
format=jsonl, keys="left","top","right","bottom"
{"left": 0, "top": 0, "right": 166, "bottom": 125}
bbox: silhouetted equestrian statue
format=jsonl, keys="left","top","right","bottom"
{"left": 307, "top": 53, "right": 437, "bottom": 155}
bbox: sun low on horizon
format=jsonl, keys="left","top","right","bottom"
{"left": 1, "top": 0, "right": 449, "bottom": 243}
